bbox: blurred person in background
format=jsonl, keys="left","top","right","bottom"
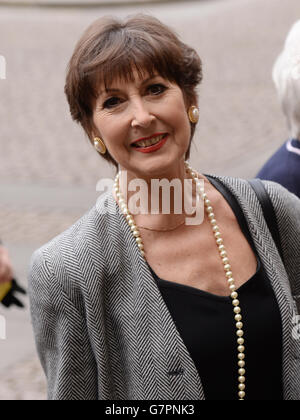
{"left": 257, "top": 21, "right": 300, "bottom": 198}
{"left": 0, "top": 243, "right": 26, "bottom": 308}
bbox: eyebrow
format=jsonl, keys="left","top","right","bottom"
{"left": 98, "top": 75, "right": 160, "bottom": 98}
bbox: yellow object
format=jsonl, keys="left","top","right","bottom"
{"left": 93, "top": 137, "right": 107, "bottom": 154}
{"left": 0, "top": 281, "right": 12, "bottom": 302}
{"left": 188, "top": 106, "right": 199, "bottom": 124}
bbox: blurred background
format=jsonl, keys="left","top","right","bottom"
{"left": 0, "top": 0, "right": 298, "bottom": 400}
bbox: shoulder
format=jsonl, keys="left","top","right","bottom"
{"left": 205, "top": 173, "right": 300, "bottom": 219}
{"left": 34, "top": 190, "right": 115, "bottom": 251}
{"left": 262, "top": 180, "right": 300, "bottom": 227}
{"left": 256, "top": 142, "right": 300, "bottom": 191}
{"left": 28, "top": 191, "right": 118, "bottom": 291}
{"left": 260, "top": 142, "right": 288, "bottom": 165}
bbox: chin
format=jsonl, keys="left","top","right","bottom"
{"left": 136, "top": 157, "right": 184, "bottom": 179}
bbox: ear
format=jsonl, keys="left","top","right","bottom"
{"left": 184, "top": 96, "right": 198, "bottom": 113}
{"left": 87, "top": 119, "right": 100, "bottom": 140}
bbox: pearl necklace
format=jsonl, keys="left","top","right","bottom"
{"left": 113, "top": 162, "right": 246, "bottom": 400}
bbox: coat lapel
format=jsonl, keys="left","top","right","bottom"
{"left": 105, "top": 192, "right": 205, "bottom": 400}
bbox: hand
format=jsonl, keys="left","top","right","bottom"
{"left": 0, "top": 246, "right": 13, "bottom": 284}
{"left": 1, "top": 279, "right": 26, "bottom": 308}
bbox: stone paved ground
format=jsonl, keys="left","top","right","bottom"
{"left": 0, "top": 0, "right": 299, "bottom": 399}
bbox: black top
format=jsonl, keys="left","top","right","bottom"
{"left": 148, "top": 175, "right": 283, "bottom": 400}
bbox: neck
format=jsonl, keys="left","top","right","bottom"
{"left": 115, "top": 161, "right": 201, "bottom": 229}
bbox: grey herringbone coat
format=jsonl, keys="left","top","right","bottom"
{"left": 28, "top": 174, "right": 300, "bottom": 400}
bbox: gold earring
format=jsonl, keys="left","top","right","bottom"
{"left": 188, "top": 106, "right": 199, "bottom": 124}
{"left": 94, "top": 137, "right": 107, "bottom": 154}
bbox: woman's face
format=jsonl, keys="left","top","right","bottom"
{"left": 92, "top": 69, "right": 192, "bottom": 179}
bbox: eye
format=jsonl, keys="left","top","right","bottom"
{"left": 103, "top": 97, "right": 122, "bottom": 109}
{"left": 147, "top": 83, "right": 167, "bottom": 96}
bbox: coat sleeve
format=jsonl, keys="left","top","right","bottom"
{"left": 263, "top": 181, "right": 300, "bottom": 297}
{"left": 28, "top": 247, "right": 98, "bottom": 400}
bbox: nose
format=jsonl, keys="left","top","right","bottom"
{"left": 131, "top": 100, "right": 155, "bottom": 129}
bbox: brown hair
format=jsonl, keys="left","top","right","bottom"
{"left": 64, "top": 14, "right": 203, "bottom": 171}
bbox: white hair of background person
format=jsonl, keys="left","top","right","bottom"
{"left": 272, "top": 20, "right": 300, "bottom": 140}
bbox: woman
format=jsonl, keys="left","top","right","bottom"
{"left": 29, "top": 15, "right": 300, "bottom": 400}
{"left": 257, "top": 20, "right": 300, "bottom": 198}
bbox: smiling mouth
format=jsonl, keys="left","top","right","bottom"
{"left": 131, "top": 134, "right": 167, "bottom": 148}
